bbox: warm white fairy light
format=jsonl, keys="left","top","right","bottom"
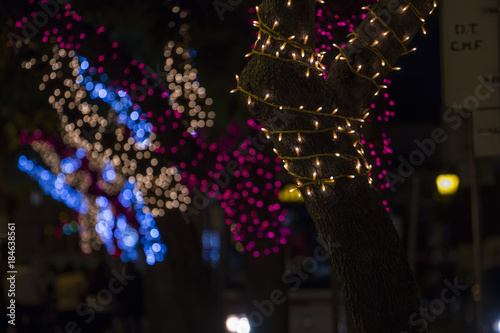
{"left": 236, "top": 0, "right": 435, "bottom": 194}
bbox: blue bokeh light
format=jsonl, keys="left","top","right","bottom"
{"left": 18, "top": 156, "right": 88, "bottom": 214}
{"left": 76, "top": 56, "right": 154, "bottom": 149}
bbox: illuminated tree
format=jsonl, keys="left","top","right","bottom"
{"left": 6, "top": 0, "right": 290, "bottom": 265}
{"left": 236, "top": 0, "right": 436, "bottom": 331}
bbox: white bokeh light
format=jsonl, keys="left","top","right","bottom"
{"left": 225, "top": 315, "right": 239, "bottom": 333}
{"left": 236, "top": 317, "right": 250, "bottom": 333}
{"left": 493, "top": 319, "right": 500, "bottom": 333}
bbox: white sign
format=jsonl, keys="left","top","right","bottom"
{"left": 473, "top": 109, "right": 500, "bottom": 156}
{"left": 441, "top": 0, "right": 500, "bottom": 109}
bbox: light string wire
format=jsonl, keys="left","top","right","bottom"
{"left": 366, "top": 9, "right": 410, "bottom": 54}
{"left": 347, "top": 31, "right": 396, "bottom": 71}
{"left": 248, "top": 6, "right": 326, "bottom": 76}
{"left": 401, "top": 0, "right": 429, "bottom": 34}
{"left": 334, "top": 1, "right": 431, "bottom": 95}
{"left": 274, "top": 152, "right": 364, "bottom": 162}
{"left": 233, "top": 82, "right": 365, "bottom": 123}
{"left": 233, "top": 1, "right": 447, "bottom": 193}
{"left": 234, "top": 74, "right": 373, "bottom": 191}
{"left": 334, "top": 45, "right": 385, "bottom": 95}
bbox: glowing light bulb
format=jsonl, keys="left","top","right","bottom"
{"left": 436, "top": 174, "right": 459, "bottom": 195}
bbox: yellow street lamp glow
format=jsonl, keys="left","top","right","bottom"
{"left": 278, "top": 184, "right": 304, "bottom": 202}
{"left": 436, "top": 174, "right": 459, "bottom": 195}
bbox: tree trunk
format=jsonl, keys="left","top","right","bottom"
{"left": 238, "top": 0, "right": 436, "bottom": 331}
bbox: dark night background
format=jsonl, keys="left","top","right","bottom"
{"left": 1, "top": 0, "right": 500, "bottom": 333}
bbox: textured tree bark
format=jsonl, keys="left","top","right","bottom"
{"left": 238, "top": 0, "right": 435, "bottom": 331}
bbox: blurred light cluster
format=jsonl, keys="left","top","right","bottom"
{"left": 18, "top": 155, "right": 88, "bottom": 214}
{"left": 314, "top": 1, "right": 395, "bottom": 199}
{"left": 94, "top": 195, "right": 144, "bottom": 262}
{"left": 14, "top": 0, "right": 292, "bottom": 262}
{"left": 225, "top": 314, "right": 251, "bottom": 333}
{"left": 44, "top": 212, "right": 80, "bottom": 239}
{"left": 60, "top": 152, "right": 83, "bottom": 174}
{"left": 76, "top": 56, "right": 154, "bottom": 149}
{"left": 95, "top": 196, "right": 118, "bottom": 254}
{"left": 163, "top": 32, "right": 215, "bottom": 133}
{"left": 119, "top": 180, "right": 167, "bottom": 264}
{"left": 202, "top": 229, "right": 221, "bottom": 267}
{"left": 214, "top": 120, "right": 290, "bottom": 256}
